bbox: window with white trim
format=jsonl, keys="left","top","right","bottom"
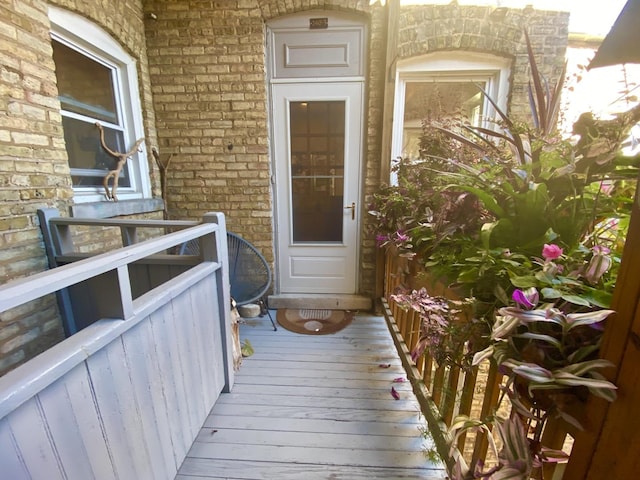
{"left": 391, "top": 52, "right": 511, "bottom": 175}
{"left": 49, "top": 7, "right": 150, "bottom": 203}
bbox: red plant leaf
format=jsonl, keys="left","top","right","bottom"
{"left": 391, "top": 387, "right": 400, "bottom": 400}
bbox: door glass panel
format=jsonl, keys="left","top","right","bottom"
{"left": 402, "top": 81, "right": 483, "bottom": 161}
{"left": 290, "top": 101, "right": 345, "bottom": 243}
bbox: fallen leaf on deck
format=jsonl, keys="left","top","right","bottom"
{"left": 241, "top": 339, "right": 254, "bottom": 357}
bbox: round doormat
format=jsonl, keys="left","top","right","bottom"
{"left": 276, "top": 309, "right": 353, "bottom": 335}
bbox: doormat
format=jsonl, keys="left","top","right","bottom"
{"left": 276, "top": 309, "right": 354, "bottom": 335}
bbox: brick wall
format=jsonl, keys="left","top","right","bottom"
{"left": 0, "top": 0, "right": 160, "bottom": 375}
{"left": 0, "top": 0, "right": 71, "bottom": 374}
{"left": 0, "top": 0, "right": 568, "bottom": 373}
{"left": 143, "top": 0, "right": 567, "bottom": 300}
{"left": 143, "top": 0, "right": 386, "bottom": 295}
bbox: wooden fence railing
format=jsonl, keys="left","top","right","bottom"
{"left": 0, "top": 212, "right": 232, "bottom": 480}
{"left": 381, "top": 248, "right": 576, "bottom": 477}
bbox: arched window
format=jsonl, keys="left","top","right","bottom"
{"left": 391, "top": 51, "right": 511, "bottom": 168}
{"left": 49, "top": 7, "right": 150, "bottom": 203}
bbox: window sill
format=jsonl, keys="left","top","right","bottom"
{"left": 69, "top": 198, "right": 164, "bottom": 219}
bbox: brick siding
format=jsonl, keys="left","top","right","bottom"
{"left": 0, "top": 0, "right": 160, "bottom": 375}
{"left": 0, "top": 0, "right": 568, "bottom": 374}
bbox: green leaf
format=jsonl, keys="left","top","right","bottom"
{"left": 480, "top": 221, "right": 498, "bottom": 250}
{"left": 567, "top": 309, "right": 614, "bottom": 329}
{"left": 512, "top": 332, "right": 562, "bottom": 349}
{"left": 472, "top": 346, "right": 495, "bottom": 366}
{"left": 541, "top": 287, "right": 562, "bottom": 299}
{"left": 241, "top": 339, "right": 254, "bottom": 357}
{"left": 457, "top": 269, "right": 479, "bottom": 283}
{"left": 491, "top": 315, "right": 522, "bottom": 340}
{"left": 456, "top": 185, "right": 506, "bottom": 217}
{"left": 558, "top": 359, "right": 615, "bottom": 377}
{"left": 511, "top": 363, "right": 554, "bottom": 383}
{"left": 567, "top": 344, "right": 600, "bottom": 363}
{"left": 510, "top": 275, "right": 538, "bottom": 288}
{"left": 553, "top": 372, "right": 617, "bottom": 390}
{"left": 561, "top": 294, "right": 592, "bottom": 307}
{"left": 582, "top": 289, "right": 613, "bottom": 308}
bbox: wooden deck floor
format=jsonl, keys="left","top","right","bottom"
{"left": 176, "top": 312, "right": 447, "bottom": 480}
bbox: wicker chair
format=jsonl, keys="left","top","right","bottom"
{"left": 180, "top": 232, "right": 276, "bottom": 330}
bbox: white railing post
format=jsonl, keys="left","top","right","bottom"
{"left": 202, "top": 212, "right": 234, "bottom": 392}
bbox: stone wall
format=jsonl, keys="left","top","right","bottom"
{"left": 397, "top": 4, "right": 569, "bottom": 121}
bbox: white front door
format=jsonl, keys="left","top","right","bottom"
{"left": 272, "top": 81, "right": 363, "bottom": 294}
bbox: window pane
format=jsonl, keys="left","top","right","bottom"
{"left": 52, "top": 40, "right": 118, "bottom": 124}
{"left": 62, "top": 116, "right": 131, "bottom": 188}
{"left": 290, "top": 101, "right": 345, "bottom": 243}
{"left": 403, "top": 82, "right": 483, "bottom": 161}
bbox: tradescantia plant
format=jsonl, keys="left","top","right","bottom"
{"left": 472, "top": 296, "right": 617, "bottom": 428}
{"left": 370, "top": 30, "right": 637, "bottom": 479}
{"left": 369, "top": 30, "right": 637, "bottom": 316}
{"left": 448, "top": 412, "right": 570, "bottom": 480}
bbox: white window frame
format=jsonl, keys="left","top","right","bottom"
{"left": 391, "top": 51, "right": 511, "bottom": 182}
{"left": 49, "top": 6, "right": 151, "bottom": 203}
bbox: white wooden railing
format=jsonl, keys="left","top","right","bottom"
{"left": 0, "top": 212, "right": 232, "bottom": 480}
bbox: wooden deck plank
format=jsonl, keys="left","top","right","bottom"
{"left": 177, "top": 458, "right": 445, "bottom": 480}
{"left": 177, "top": 314, "right": 446, "bottom": 479}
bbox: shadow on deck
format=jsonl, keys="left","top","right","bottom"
{"left": 178, "top": 313, "right": 447, "bottom": 480}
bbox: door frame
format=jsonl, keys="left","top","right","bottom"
{"left": 266, "top": 12, "right": 368, "bottom": 295}
{"left": 270, "top": 80, "right": 364, "bottom": 294}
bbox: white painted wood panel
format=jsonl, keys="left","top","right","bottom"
{"left": 148, "top": 307, "right": 190, "bottom": 462}
{"left": 0, "top": 214, "right": 231, "bottom": 480}
{"left": 121, "top": 321, "right": 174, "bottom": 480}
{"left": 7, "top": 398, "right": 65, "bottom": 480}
{"left": 0, "top": 417, "right": 29, "bottom": 480}
{"left": 62, "top": 363, "right": 117, "bottom": 480}
{"left": 37, "top": 374, "right": 97, "bottom": 479}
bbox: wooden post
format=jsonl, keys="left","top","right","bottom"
{"left": 37, "top": 208, "right": 78, "bottom": 336}
{"left": 565, "top": 179, "right": 640, "bottom": 479}
{"left": 375, "top": 0, "right": 400, "bottom": 301}
{"left": 202, "top": 212, "right": 234, "bottom": 392}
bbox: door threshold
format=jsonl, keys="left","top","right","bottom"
{"left": 268, "top": 294, "right": 372, "bottom": 311}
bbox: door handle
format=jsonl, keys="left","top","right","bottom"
{"left": 344, "top": 202, "right": 355, "bottom": 220}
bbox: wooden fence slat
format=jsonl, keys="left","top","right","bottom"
{"left": 442, "top": 366, "right": 461, "bottom": 425}
{"left": 0, "top": 417, "right": 29, "bottom": 479}
{"left": 86, "top": 346, "right": 144, "bottom": 479}
{"left": 122, "top": 321, "right": 174, "bottom": 480}
{"left": 422, "top": 355, "right": 433, "bottom": 387}
{"left": 149, "top": 307, "right": 190, "bottom": 460}
{"left": 456, "top": 367, "right": 479, "bottom": 452}
{"left": 471, "top": 363, "right": 503, "bottom": 468}
{"left": 431, "top": 365, "right": 446, "bottom": 408}
{"left": 62, "top": 363, "right": 117, "bottom": 479}
{"left": 171, "top": 292, "right": 205, "bottom": 438}
{"left": 7, "top": 398, "right": 65, "bottom": 480}
{"left": 37, "top": 376, "right": 97, "bottom": 479}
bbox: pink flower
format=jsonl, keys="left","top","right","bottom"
{"left": 512, "top": 287, "right": 539, "bottom": 310}
{"left": 542, "top": 244, "right": 563, "bottom": 261}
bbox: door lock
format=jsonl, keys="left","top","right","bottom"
{"left": 344, "top": 202, "right": 356, "bottom": 220}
